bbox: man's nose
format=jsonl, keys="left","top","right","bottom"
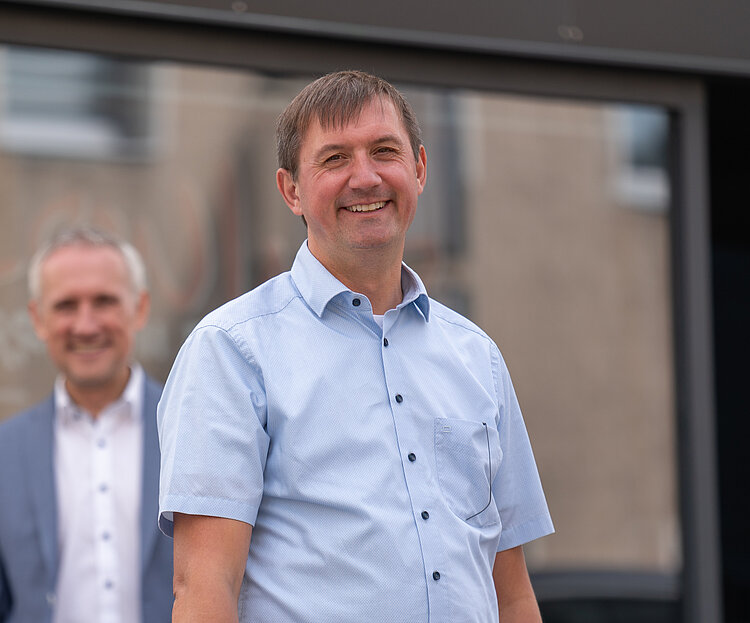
{"left": 348, "top": 155, "right": 381, "bottom": 189}
{"left": 71, "top": 304, "right": 99, "bottom": 334}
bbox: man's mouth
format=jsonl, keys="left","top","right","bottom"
{"left": 344, "top": 201, "right": 387, "bottom": 213}
{"left": 69, "top": 342, "right": 108, "bottom": 354}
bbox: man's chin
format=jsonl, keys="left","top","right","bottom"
{"left": 64, "top": 367, "right": 122, "bottom": 392}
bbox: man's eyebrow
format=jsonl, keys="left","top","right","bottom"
{"left": 312, "top": 135, "right": 406, "bottom": 159}
{"left": 313, "top": 143, "right": 347, "bottom": 159}
{"left": 51, "top": 296, "right": 76, "bottom": 308}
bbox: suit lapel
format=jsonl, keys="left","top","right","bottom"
{"left": 140, "top": 377, "right": 162, "bottom": 573}
{"left": 26, "top": 397, "right": 59, "bottom": 582}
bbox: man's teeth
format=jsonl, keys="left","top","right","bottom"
{"left": 346, "top": 201, "right": 386, "bottom": 212}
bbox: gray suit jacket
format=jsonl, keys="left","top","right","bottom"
{"left": 0, "top": 376, "right": 173, "bottom": 623}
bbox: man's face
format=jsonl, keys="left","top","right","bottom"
{"left": 29, "top": 244, "right": 149, "bottom": 399}
{"left": 277, "top": 97, "right": 427, "bottom": 270}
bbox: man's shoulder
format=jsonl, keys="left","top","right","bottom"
{"left": 143, "top": 373, "right": 164, "bottom": 394}
{"left": 0, "top": 396, "right": 53, "bottom": 446}
{"left": 142, "top": 374, "right": 164, "bottom": 408}
{"left": 195, "top": 271, "right": 300, "bottom": 333}
{"left": 428, "top": 297, "right": 494, "bottom": 344}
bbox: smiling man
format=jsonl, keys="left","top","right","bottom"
{"left": 277, "top": 94, "right": 425, "bottom": 313}
{"left": 158, "top": 71, "right": 553, "bottom": 623}
{"left": 0, "top": 226, "right": 173, "bottom": 623}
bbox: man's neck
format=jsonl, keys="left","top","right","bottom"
{"left": 339, "top": 264, "right": 403, "bottom": 315}
{"left": 65, "top": 368, "right": 131, "bottom": 419}
{"left": 315, "top": 245, "right": 405, "bottom": 315}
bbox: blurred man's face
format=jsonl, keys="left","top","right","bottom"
{"left": 29, "top": 244, "right": 149, "bottom": 405}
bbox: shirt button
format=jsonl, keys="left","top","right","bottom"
{"left": 104, "top": 580, "right": 114, "bottom": 589}
{"left": 433, "top": 571, "right": 441, "bottom": 581}
{"left": 99, "top": 483, "right": 109, "bottom": 493}
{"left": 408, "top": 453, "right": 416, "bottom": 462}
{"left": 102, "top": 532, "right": 111, "bottom": 541}
{"left": 421, "top": 511, "right": 430, "bottom": 520}
{"left": 97, "top": 438, "right": 106, "bottom": 448}
{"left": 383, "top": 337, "right": 389, "bottom": 347}
{"left": 395, "top": 394, "right": 403, "bottom": 403}
{"left": 352, "top": 298, "right": 361, "bottom": 307}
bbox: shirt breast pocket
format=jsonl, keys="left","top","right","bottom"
{"left": 434, "top": 417, "right": 502, "bottom": 527}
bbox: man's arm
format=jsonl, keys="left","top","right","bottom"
{"left": 493, "top": 545, "right": 542, "bottom": 623}
{"left": 172, "top": 513, "right": 252, "bottom": 623}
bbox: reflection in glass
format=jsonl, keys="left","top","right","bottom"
{"left": 610, "top": 105, "right": 671, "bottom": 213}
{"left": 0, "top": 44, "right": 678, "bottom": 615}
{"left": 1, "top": 47, "right": 156, "bottom": 160}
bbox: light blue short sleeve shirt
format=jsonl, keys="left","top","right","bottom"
{"left": 158, "top": 241, "right": 553, "bottom": 623}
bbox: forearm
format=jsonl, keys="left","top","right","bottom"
{"left": 493, "top": 546, "right": 542, "bottom": 623}
{"left": 172, "top": 579, "right": 239, "bottom": 623}
{"left": 498, "top": 595, "right": 542, "bottom": 623}
{"left": 172, "top": 514, "right": 252, "bottom": 623}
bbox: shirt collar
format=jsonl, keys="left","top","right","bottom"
{"left": 54, "top": 363, "right": 145, "bottom": 424}
{"left": 399, "top": 262, "right": 431, "bottom": 321}
{"left": 290, "top": 240, "right": 430, "bottom": 321}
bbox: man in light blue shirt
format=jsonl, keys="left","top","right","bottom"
{"left": 158, "top": 70, "right": 553, "bottom": 622}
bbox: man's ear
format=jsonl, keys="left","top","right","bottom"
{"left": 28, "top": 300, "right": 47, "bottom": 341}
{"left": 276, "top": 168, "right": 303, "bottom": 216}
{"left": 134, "top": 291, "right": 150, "bottom": 331}
{"left": 416, "top": 144, "right": 427, "bottom": 195}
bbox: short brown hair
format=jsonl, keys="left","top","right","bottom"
{"left": 276, "top": 70, "right": 422, "bottom": 179}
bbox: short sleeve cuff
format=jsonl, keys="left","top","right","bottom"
{"left": 158, "top": 495, "right": 260, "bottom": 538}
{"left": 497, "top": 513, "right": 555, "bottom": 552}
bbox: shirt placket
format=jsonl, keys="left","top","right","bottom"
{"left": 92, "top": 414, "right": 119, "bottom": 623}
{"left": 381, "top": 309, "right": 451, "bottom": 621}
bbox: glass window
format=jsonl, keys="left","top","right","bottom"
{"left": 0, "top": 44, "right": 678, "bottom": 618}
{"left": 610, "top": 105, "right": 671, "bottom": 213}
{"left": 0, "top": 47, "right": 157, "bottom": 160}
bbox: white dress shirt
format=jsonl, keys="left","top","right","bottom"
{"left": 53, "top": 365, "right": 144, "bottom": 623}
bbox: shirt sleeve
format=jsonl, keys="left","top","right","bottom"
{"left": 490, "top": 344, "right": 554, "bottom": 551}
{"left": 157, "top": 323, "right": 270, "bottom": 537}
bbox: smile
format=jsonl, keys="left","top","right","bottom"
{"left": 69, "top": 342, "right": 108, "bottom": 353}
{"left": 345, "top": 201, "right": 387, "bottom": 213}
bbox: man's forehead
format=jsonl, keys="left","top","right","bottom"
{"left": 312, "top": 97, "right": 403, "bottom": 134}
{"left": 41, "top": 245, "right": 131, "bottom": 291}
{"left": 303, "top": 99, "right": 407, "bottom": 152}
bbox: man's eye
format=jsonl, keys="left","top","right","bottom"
{"left": 54, "top": 301, "right": 76, "bottom": 312}
{"left": 324, "top": 154, "right": 343, "bottom": 163}
{"left": 95, "top": 295, "right": 118, "bottom": 307}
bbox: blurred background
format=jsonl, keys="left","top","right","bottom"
{"left": 0, "top": 2, "right": 748, "bottom": 622}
